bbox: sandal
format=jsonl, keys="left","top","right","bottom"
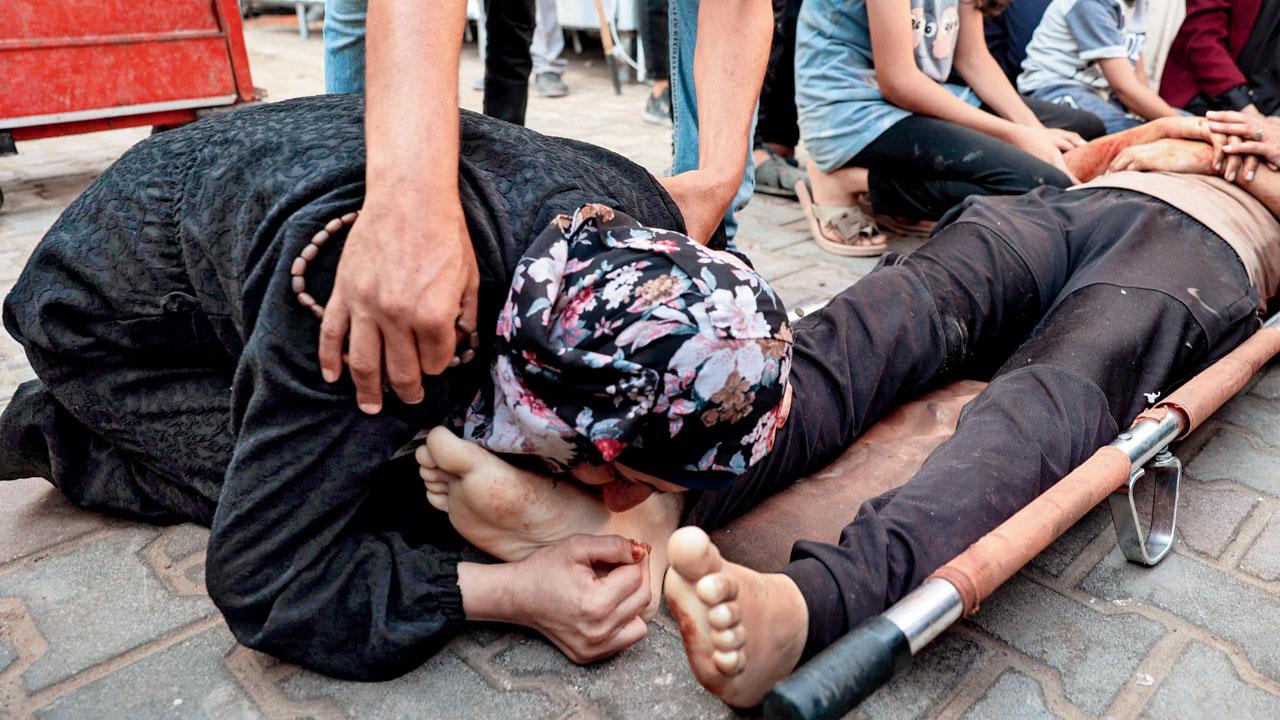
{"left": 754, "top": 147, "right": 808, "bottom": 199}
{"left": 855, "top": 195, "right": 934, "bottom": 239}
{"left": 795, "top": 179, "right": 889, "bottom": 257}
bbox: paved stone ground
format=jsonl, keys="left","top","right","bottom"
{"left": 2, "top": 17, "right": 1279, "bottom": 720}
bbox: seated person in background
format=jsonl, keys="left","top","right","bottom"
{"left": 794, "top": 0, "right": 1086, "bottom": 257}
{"left": 1159, "top": 0, "right": 1280, "bottom": 117}
{"left": 0, "top": 94, "right": 790, "bottom": 676}
{"left": 985, "top": 0, "right": 1055, "bottom": 79}
{"left": 414, "top": 116, "right": 1278, "bottom": 708}
{"left": 1019, "top": 0, "right": 1186, "bottom": 132}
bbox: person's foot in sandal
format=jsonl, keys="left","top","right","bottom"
{"left": 795, "top": 180, "right": 887, "bottom": 257}
{"left": 753, "top": 146, "right": 807, "bottom": 199}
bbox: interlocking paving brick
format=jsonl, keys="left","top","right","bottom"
{"left": 1176, "top": 483, "right": 1260, "bottom": 558}
{"left": 1082, "top": 549, "right": 1280, "bottom": 682}
{"left": 281, "top": 645, "right": 564, "bottom": 720}
{"left": 770, "top": 262, "right": 866, "bottom": 307}
{"left": 1139, "top": 642, "right": 1280, "bottom": 719}
{"left": 861, "top": 634, "right": 987, "bottom": 720}
{"left": 0, "top": 479, "right": 119, "bottom": 565}
{"left": 493, "top": 618, "right": 732, "bottom": 719}
{"left": 733, "top": 218, "right": 809, "bottom": 253}
{"left": 1218, "top": 395, "right": 1280, "bottom": 447}
{"left": 0, "top": 527, "right": 216, "bottom": 692}
{"left": 163, "top": 525, "right": 211, "bottom": 562}
{"left": 34, "top": 625, "right": 263, "bottom": 720}
{"left": 969, "top": 575, "right": 1163, "bottom": 715}
{"left": 1029, "top": 506, "right": 1111, "bottom": 577}
{"left": 959, "top": 670, "right": 1056, "bottom": 720}
{"left": 777, "top": 237, "right": 883, "bottom": 279}
{"left": 1185, "top": 429, "right": 1280, "bottom": 497}
{"left": 0, "top": 635, "right": 16, "bottom": 674}
{"left": 1240, "top": 508, "right": 1280, "bottom": 581}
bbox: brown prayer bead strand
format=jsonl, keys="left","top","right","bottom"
{"left": 291, "top": 211, "right": 482, "bottom": 367}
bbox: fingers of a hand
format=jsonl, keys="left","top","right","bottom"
{"left": 1243, "top": 154, "right": 1260, "bottom": 181}
{"left": 597, "top": 562, "right": 645, "bottom": 603}
{"left": 346, "top": 317, "right": 384, "bottom": 414}
{"left": 602, "top": 617, "right": 649, "bottom": 656}
{"left": 317, "top": 299, "right": 351, "bottom": 384}
{"left": 414, "top": 308, "right": 457, "bottom": 377}
{"left": 610, "top": 566, "right": 653, "bottom": 622}
{"left": 1209, "top": 121, "right": 1253, "bottom": 137}
{"left": 1210, "top": 132, "right": 1227, "bottom": 170}
{"left": 383, "top": 326, "right": 425, "bottom": 405}
{"left": 1224, "top": 153, "right": 1243, "bottom": 181}
{"left": 569, "top": 534, "right": 639, "bottom": 566}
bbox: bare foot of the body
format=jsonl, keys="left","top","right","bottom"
{"left": 664, "top": 526, "right": 808, "bottom": 708}
{"left": 418, "top": 427, "right": 680, "bottom": 615}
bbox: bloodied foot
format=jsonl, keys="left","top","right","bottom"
{"left": 664, "top": 526, "right": 809, "bottom": 707}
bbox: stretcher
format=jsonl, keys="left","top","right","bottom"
{"left": 709, "top": 310, "right": 1280, "bottom": 720}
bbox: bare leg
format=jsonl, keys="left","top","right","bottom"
{"left": 664, "top": 526, "right": 807, "bottom": 708}
{"left": 806, "top": 160, "right": 869, "bottom": 208}
{"left": 418, "top": 427, "right": 681, "bottom": 615}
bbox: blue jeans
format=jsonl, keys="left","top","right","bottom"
{"left": 669, "top": 0, "right": 755, "bottom": 241}
{"left": 324, "top": 0, "right": 367, "bottom": 93}
{"left": 1028, "top": 83, "right": 1142, "bottom": 134}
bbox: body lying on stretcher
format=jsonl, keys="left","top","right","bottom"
{"left": 2, "top": 98, "right": 1277, "bottom": 710}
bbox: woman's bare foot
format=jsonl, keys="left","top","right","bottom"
{"left": 664, "top": 526, "right": 808, "bottom": 708}
{"left": 419, "top": 427, "right": 681, "bottom": 616}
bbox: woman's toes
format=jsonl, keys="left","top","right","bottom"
{"left": 712, "top": 625, "right": 746, "bottom": 651}
{"left": 712, "top": 649, "right": 745, "bottom": 676}
{"left": 707, "top": 601, "right": 741, "bottom": 630}
{"left": 414, "top": 443, "right": 436, "bottom": 469}
{"left": 425, "top": 427, "right": 483, "bottom": 476}
{"left": 695, "top": 573, "right": 737, "bottom": 606}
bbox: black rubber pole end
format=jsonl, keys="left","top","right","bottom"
{"left": 763, "top": 616, "right": 912, "bottom": 720}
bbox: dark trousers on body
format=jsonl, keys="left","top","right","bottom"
{"left": 483, "top": 0, "right": 537, "bottom": 125}
{"left": 638, "top": 0, "right": 669, "bottom": 82}
{"left": 688, "top": 188, "right": 1261, "bottom": 655}
{"left": 850, "top": 116, "right": 1074, "bottom": 221}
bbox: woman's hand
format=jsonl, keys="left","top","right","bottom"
{"left": 1207, "top": 110, "right": 1280, "bottom": 181}
{"left": 1045, "top": 127, "right": 1087, "bottom": 151}
{"left": 459, "top": 535, "right": 653, "bottom": 663}
{"left": 1008, "top": 126, "right": 1079, "bottom": 182}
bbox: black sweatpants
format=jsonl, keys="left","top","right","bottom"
{"left": 483, "top": 0, "right": 537, "bottom": 126}
{"left": 851, "top": 115, "right": 1074, "bottom": 221}
{"left": 688, "top": 187, "right": 1261, "bottom": 655}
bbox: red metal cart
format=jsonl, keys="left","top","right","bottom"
{"left": 0, "top": 0, "right": 258, "bottom": 206}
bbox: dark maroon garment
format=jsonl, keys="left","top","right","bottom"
{"left": 1160, "top": 0, "right": 1264, "bottom": 109}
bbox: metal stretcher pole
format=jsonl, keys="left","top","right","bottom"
{"left": 764, "top": 313, "right": 1280, "bottom": 720}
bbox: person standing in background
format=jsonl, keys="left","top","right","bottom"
{"left": 531, "top": 0, "right": 571, "bottom": 98}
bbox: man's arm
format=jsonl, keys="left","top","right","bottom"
{"left": 657, "top": 0, "right": 773, "bottom": 244}
{"left": 319, "top": 0, "right": 481, "bottom": 415}
{"left": 1065, "top": 116, "right": 1229, "bottom": 181}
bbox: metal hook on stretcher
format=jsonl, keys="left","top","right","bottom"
{"left": 1108, "top": 447, "right": 1180, "bottom": 566}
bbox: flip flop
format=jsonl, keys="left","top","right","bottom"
{"left": 795, "top": 180, "right": 888, "bottom": 257}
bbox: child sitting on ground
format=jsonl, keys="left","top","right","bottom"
{"left": 1018, "top": 0, "right": 1184, "bottom": 132}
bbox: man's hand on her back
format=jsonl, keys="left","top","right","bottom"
{"left": 318, "top": 191, "right": 480, "bottom": 414}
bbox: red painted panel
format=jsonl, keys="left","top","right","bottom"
{"left": 0, "top": 39, "right": 236, "bottom": 119}
{"left": 9, "top": 110, "right": 199, "bottom": 141}
{"left": 3, "top": 0, "right": 219, "bottom": 41}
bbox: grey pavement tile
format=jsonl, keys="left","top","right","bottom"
{"left": 281, "top": 645, "right": 565, "bottom": 720}
{"left": 1218, "top": 395, "right": 1280, "bottom": 448}
{"left": 1082, "top": 549, "right": 1280, "bottom": 683}
{"left": 493, "top": 619, "right": 733, "bottom": 720}
{"left": 1241, "top": 508, "right": 1280, "bottom": 581}
{"left": 1028, "top": 506, "right": 1111, "bottom": 577}
{"left": 34, "top": 625, "right": 262, "bottom": 720}
{"left": 969, "top": 575, "right": 1163, "bottom": 715}
{"left": 1185, "top": 428, "right": 1280, "bottom": 497}
{"left": 776, "top": 237, "right": 883, "bottom": 278}
{"left": 861, "top": 633, "right": 987, "bottom": 720}
{"left": 1139, "top": 642, "right": 1280, "bottom": 720}
{"left": 1250, "top": 363, "right": 1280, "bottom": 401}
{"left": 0, "top": 527, "right": 216, "bottom": 692}
{"left": 771, "top": 263, "right": 867, "bottom": 308}
{"left": 737, "top": 195, "right": 806, "bottom": 228}
{"left": 959, "top": 670, "right": 1057, "bottom": 720}
{"left": 0, "top": 479, "right": 120, "bottom": 565}
{"left": 734, "top": 222, "right": 809, "bottom": 254}
{"left": 1175, "top": 483, "right": 1260, "bottom": 558}
{"left": 164, "top": 525, "right": 211, "bottom": 561}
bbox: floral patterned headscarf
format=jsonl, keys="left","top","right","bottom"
{"left": 461, "top": 204, "right": 793, "bottom": 490}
